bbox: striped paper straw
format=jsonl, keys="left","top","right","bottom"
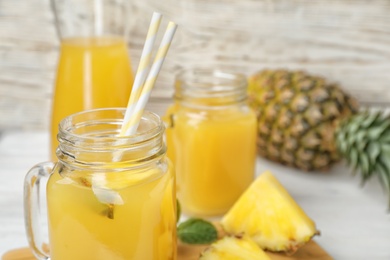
{"left": 121, "top": 12, "right": 162, "bottom": 130}
{"left": 121, "top": 21, "right": 178, "bottom": 136}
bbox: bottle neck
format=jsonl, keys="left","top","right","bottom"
{"left": 57, "top": 108, "right": 166, "bottom": 170}
{"left": 174, "top": 68, "right": 248, "bottom": 109}
{"left": 51, "top": 0, "right": 130, "bottom": 40}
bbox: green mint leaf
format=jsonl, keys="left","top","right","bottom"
{"left": 177, "top": 218, "right": 218, "bottom": 244}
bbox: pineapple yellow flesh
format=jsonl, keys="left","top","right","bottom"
{"left": 221, "top": 171, "right": 318, "bottom": 254}
{"left": 200, "top": 236, "right": 270, "bottom": 260}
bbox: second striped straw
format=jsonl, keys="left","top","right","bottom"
{"left": 120, "top": 12, "right": 178, "bottom": 136}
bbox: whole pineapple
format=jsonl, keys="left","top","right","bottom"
{"left": 248, "top": 69, "right": 390, "bottom": 205}
{"left": 248, "top": 69, "right": 359, "bottom": 171}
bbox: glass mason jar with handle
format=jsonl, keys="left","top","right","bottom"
{"left": 25, "top": 108, "right": 176, "bottom": 260}
{"left": 165, "top": 68, "right": 257, "bottom": 217}
{"left": 50, "top": 0, "right": 134, "bottom": 159}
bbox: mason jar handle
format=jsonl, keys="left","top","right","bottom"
{"left": 24, "top": 162, "right": 54, "bottom": 260}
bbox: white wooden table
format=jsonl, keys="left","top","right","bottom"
{"left": 0, "top": 130, "right": 390, "bottom": 260}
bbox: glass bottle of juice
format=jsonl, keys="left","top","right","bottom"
{"left": 50, "top": 0, "right": 134, "bottom": 159}
{"left": 25, "top": 108, "right": 176, "bottom": 260}
{"left": 165, "top": 68, "right": 257, "bottom": 217}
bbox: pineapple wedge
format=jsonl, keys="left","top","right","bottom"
{"left": 221, "top": 171, "right": 319, "bottom": 254}
{"left": 200, "top": 235, "right": 270, "bottom": 260}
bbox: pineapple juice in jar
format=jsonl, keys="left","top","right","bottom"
{"left": 25, "top": 109, "right": 177, "bottom": 260}
{"left": 165, "top": 69, "right": 257, "bottom": 217}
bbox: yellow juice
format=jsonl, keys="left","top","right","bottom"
{"left": 50, "top": 37, "right": 134, "bottom": 158}
{"left": 166, "top": 106, "right": 257, "bottom": 217}
{"left": 47, "top": 162, "right": 176, "bottom": 260}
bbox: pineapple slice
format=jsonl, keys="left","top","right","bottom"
{"left": 221, "top": 171, "right": 319, "bottom": 254}
{"left": 200, "top": 236, "right": 270, "bottom": 260}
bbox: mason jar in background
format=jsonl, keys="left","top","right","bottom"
{"left": 165, "top": 68, "right": 257, "bottom": 218}
{"left": 25, "top": 108, "right": 176, "bottom": 260}
{"left": 50, "top": 0, "right": 134, "bottom": 159}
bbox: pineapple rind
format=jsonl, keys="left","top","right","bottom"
{"left": 248, "top": 69, "right": 359, "bottom": 171}
{"left": 200, "top": 236, "right": 270, "bottom": 260}
{"left": 221, "top": 171, "right": 318, "bottom": 253}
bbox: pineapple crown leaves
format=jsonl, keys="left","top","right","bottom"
{"left": 177, "top": 218, "right": 218, "bottom": 244}
{"left": 335, "top": 110, "right": 390, "bottom": 207}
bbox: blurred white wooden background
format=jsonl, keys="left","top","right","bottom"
{"left": 1, "top": 0, "right": 390, "bottom": 130}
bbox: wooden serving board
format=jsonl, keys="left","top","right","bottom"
{"left": 178, "top": 240, "right": 331, "bottom": 260}
{"left": 2, "top": 240, "right": 331, "bottom": 260}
